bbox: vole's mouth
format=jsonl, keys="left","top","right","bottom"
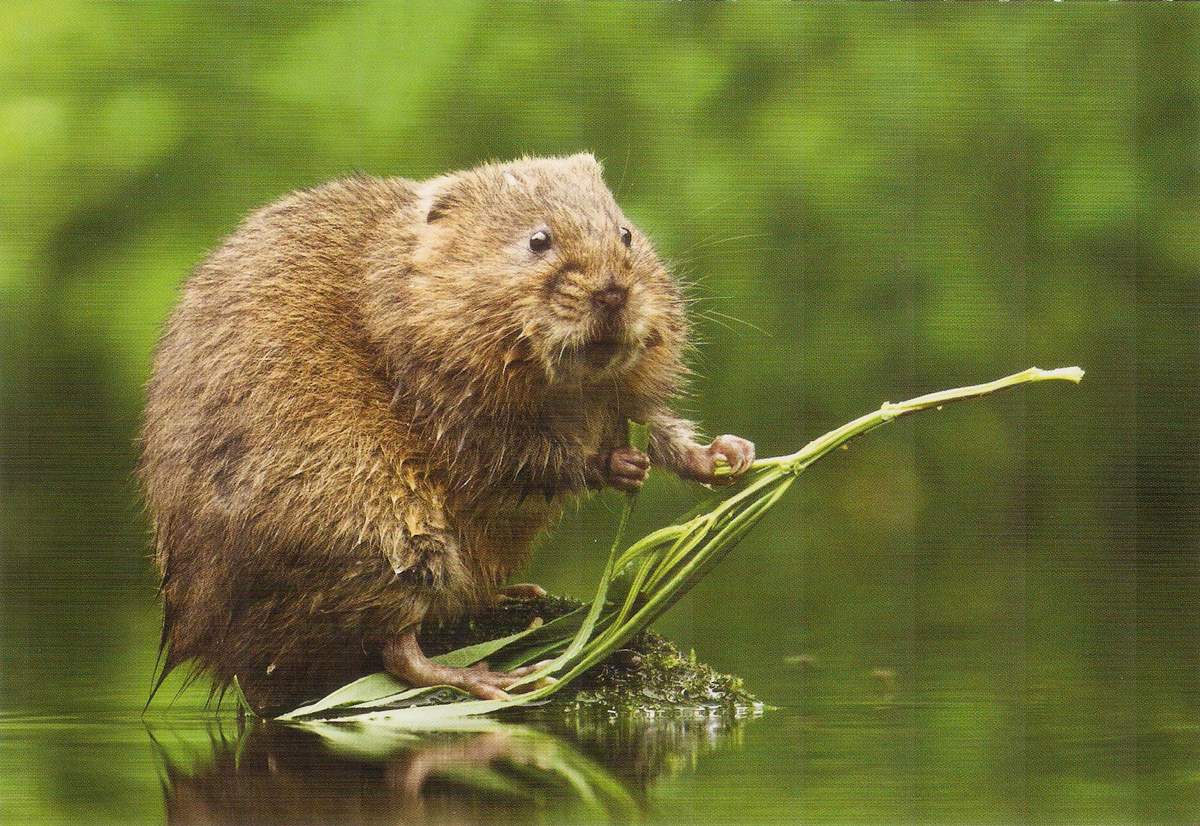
{"left": 582, "top": 339, "right": 625, "bottom": 368}
{"left": 556, "top": 335, "right": 635, "bottom": 374}
{"left": 552, "top": 319, "right": 656, "bottom": 377}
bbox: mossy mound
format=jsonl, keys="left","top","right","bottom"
{"left": 420, "top": 594, "right": 760, "bottom": 715}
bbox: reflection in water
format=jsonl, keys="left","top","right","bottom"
{"left": 538, "top": 708, "right": 758, "bottom": 791}
{"left": 149, "top": 710, "right": 757, "bottom": 825}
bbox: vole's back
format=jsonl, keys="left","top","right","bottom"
{"left": 140, "top": 177, "right": 453, "bottom": 710}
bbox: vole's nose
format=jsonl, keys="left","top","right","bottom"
{"left": 592, "top": 285, "right": 628, "bottom": 313}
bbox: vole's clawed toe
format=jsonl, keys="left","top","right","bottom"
{"left": 384, "top": 627, "right": 550, "bottom": 702}
{"left": 458, "top": 674, "right": 511, "bottom": 702}
{"left": 457, "top": 660, "right": 552, "bottom": 700}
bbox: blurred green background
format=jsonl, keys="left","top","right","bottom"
{"left": 2, "top": 3, "right": 1197, "bottom": 824}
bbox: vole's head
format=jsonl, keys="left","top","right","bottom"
{"left": 397, "top": 154, "right": 688, "bottom": 399}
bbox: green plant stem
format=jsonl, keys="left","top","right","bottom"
{"left": 768, "top": 365, "right": 1082, "bottom": 476}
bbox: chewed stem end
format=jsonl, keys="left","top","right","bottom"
{"left": 1034, "top": 366, "right": 1085, "bottom": 384}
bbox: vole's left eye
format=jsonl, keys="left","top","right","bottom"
{"left": 619, "top": 227, "right": 632, "bottom": 248}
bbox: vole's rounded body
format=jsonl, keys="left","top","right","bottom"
{"left": 140, "top": 155, "right": 753, "bottom": 713}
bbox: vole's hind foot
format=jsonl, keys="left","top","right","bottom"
{"left": 497, "top": 582, "right": 547, "bottom": 601}
{"left": 383, "top": 626, "right": 553, "bottom": 701}
{"left": 438, "top": 660, "right": 551, "bottom": 701}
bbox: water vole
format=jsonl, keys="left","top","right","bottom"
{"left": 140, "top": 154, "right": 754, "bottom": 713}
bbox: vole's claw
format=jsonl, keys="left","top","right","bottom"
{"left": 466, "top": 682, "right": 511, "bottom": 702}
{"left": 453, "top": 659, "right": 554, "bottom": 700}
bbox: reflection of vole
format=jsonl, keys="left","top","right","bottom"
{"left": 140, "top": 154, "right": 754, "bottom": 713}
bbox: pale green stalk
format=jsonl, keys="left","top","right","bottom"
{"left": 731, "top": 365, "right": 1085, "bottom": 477}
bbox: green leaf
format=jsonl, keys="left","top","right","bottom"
{"left": 277, "top": 671, "right": 410, "bottom": 720}
{"left": 430, "top": 626, "right": 545, "bottom": 668}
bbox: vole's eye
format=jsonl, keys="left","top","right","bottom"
{"left": 619, "top": 227, "right": 632, "bottom": 248}
{"left": 529, "top": 230, "right": 552, "bottom": 253}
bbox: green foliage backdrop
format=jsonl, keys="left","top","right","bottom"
{"left": 1, "top": 4, "right": 1197, "bottom": 822}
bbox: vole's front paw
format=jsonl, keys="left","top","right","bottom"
{"left": 687, "top": 435, "right": 756, "bottom": 486}
{"left": 599, "top": 446, "right": 650, "bottom": 492}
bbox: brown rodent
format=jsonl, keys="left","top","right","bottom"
{"left": 139, "top": 154, "right": 754, "bottom": 714}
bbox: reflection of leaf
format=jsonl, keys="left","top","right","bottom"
{"left": 435, "top": 763, "right": 539, "bottom": 800}
{"left": 303, "top": 719, "right": 640, "bottom": 822}
{"left": 297, "top": 720, "right": 423, "bottom": 762}
{"left": 283, "top": 369, "right": 1082, "bottom": 724}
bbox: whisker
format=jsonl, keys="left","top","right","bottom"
{"left": 688, "top": 190, "right": 748, "bottom": 218}
{"left": 698, "top": 310, "right": 772, "bottom": 337}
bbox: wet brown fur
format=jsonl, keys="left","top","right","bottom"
{"left": 140, "top": 155, "right": 712, "bottom": 713}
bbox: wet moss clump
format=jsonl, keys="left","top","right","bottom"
{"left": 420, "top": 594, "right": 759, "bottom": 715}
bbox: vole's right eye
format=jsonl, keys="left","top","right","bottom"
{"left": 529, "top": 230, "right": 552, "bottom": 253}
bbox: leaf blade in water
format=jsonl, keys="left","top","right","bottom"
{"left": 277, "top": 671, "right": 409, "bottom": 720}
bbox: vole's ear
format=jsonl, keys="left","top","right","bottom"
{"left": 425, "top": 190, "right": 459, "bottom": 223}
{"left": 423, "top": 176, "right": 468, "bottom": 223}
